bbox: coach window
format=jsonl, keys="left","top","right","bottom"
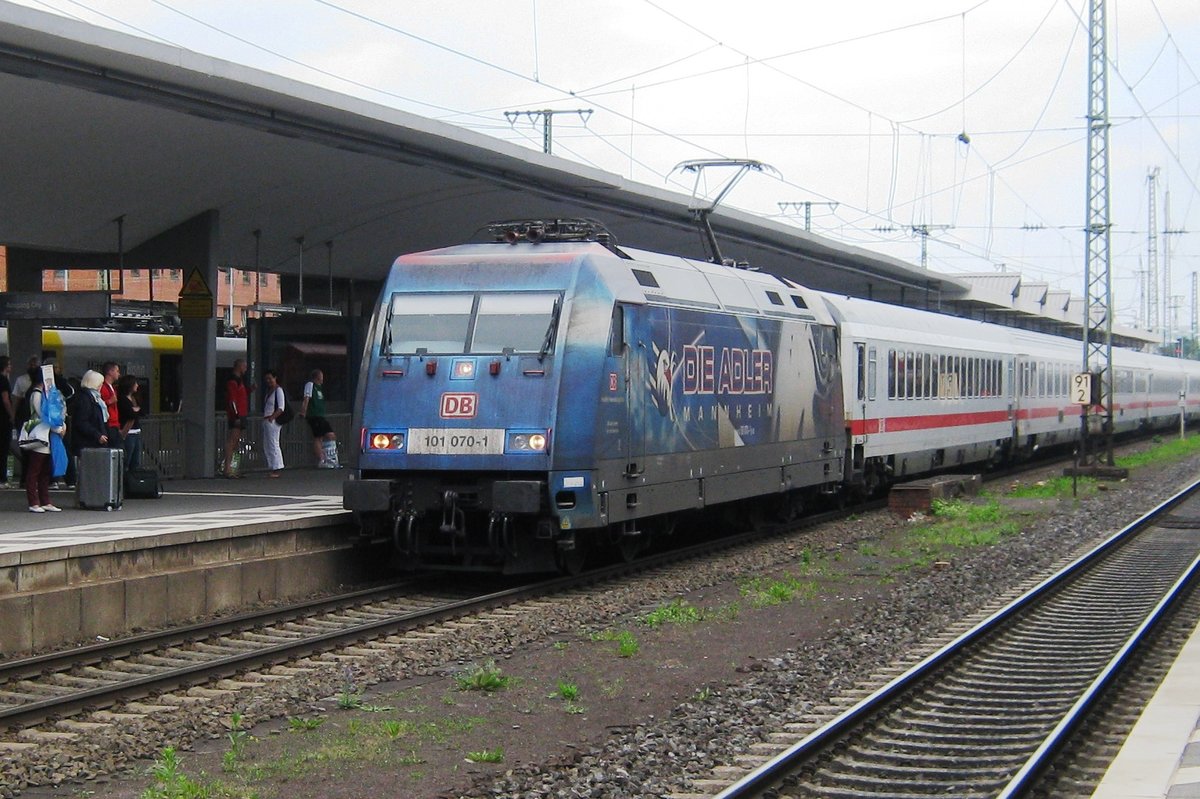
{"left": 888, "top": 350, "right": 896, "bottom": 399}
{"left": 855, "top": 344, "right": 866, "bottom": 400}
{"left": 905, "top": 351, "right": 915, "bottom": 399}
{"left": 867, "top": 346, "right": 877, "bottom": 400}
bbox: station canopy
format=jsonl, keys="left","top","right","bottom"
{"left": 0, "top": 2, "right": 960, "bottom": 305}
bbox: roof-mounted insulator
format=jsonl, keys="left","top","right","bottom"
{"left": 484, "top": 218, "right": 615, "bottom": 246}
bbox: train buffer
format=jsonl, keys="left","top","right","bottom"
{"left": 888, "top": 474, "right": 981, "bottom": 517}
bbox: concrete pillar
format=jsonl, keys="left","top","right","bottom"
{"left": 3, "top": 251, "right": 44, "bottom": 369}
{"left": 124, "top": 211, "right": 220, "bottom": 478}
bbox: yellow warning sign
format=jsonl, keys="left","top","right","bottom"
{"left": 178, "top": 269, "right": 214, "bottom": 319}
{"left": 180, "top": 269, "right": 213, "bottom": 299}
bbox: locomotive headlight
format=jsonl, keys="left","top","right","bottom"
{"left": 506, "top": 430, "right": 549, "bottom": 453}
{"left": 369, "top": 432, "right": 405, "bottom": 450}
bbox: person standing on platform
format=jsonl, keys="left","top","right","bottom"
{"left": 9, "top": 355, "right": 37, "bottom": 486}
{"left": 117, "top": 375, "right": 143, "bottom": 472}
{"left": 47, "top": 360, "right": 77, "bottom": 489}
{"left": 299, "top": 369, "right": 339, "bottom": 468}
{"left": 10, "top": 355, "right": 37, "bottom": 405}
{"left": 261, "top": 369, "right": 285, "bottom": 478}
{"left": 1, "top": 356, "right": 14, "bottom": 488}
{"left": 73, "top": 370, "right": 110, "bottom": 452}
{"left": 99, "top": 361, "right": 122, "bottom": 449}
{"left": 223, "top": 358, "right": 249, "bottom": 478}
{"left": 22, "top": 369, "right": 64, "bottom": 513}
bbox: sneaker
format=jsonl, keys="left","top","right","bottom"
{"left": 41, "top": 504, "right": 62, "bottom": 512}
{"left": 318, "top": 461, "right": 336, "bottom": 469}
{"left": 29, "top": 506, "right": 45, "bottom": 513}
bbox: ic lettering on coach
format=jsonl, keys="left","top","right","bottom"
{"left": 440, "top": 392, "right": 478, "bottom": 418}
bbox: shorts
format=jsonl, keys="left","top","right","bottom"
{"left": 307, "top": 415, "right": 333, "bottom": 438}
{"left": 228, "top": 416, "right": 246, "bottom": 431}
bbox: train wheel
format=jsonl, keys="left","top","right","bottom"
{"left": 617, "top": 532, "right": 646, "bottom": 563}
{"left": 555, "top": 535, "right": 588, "bottom": 575}
{"left": 771, "top": 491, "right": 804, "bottom": 523}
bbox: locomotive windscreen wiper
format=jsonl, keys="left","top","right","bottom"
{"left": 538, "top": 298, "right": 561, "bottom": 362}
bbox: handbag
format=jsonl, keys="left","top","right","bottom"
{"left": 276, "top": 392, "right": 295, "bottom": 425}
{"left": 18, "top": 421, "right": 50, "bottom": 450}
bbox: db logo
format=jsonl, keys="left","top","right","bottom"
{"left": 440, "top": 393, "right": 478, "bottom": 418}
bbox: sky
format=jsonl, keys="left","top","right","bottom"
{"left": 10, "top": 0, "right": 1200, "bottom": 333}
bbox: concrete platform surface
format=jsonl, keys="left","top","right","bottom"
{"left": 1091, "top": 617, "right": 1200, "bottom": 798}
{"left": 0, "top": 467, "right": 350, "bottom": 554}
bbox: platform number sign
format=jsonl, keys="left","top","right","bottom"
{"left": 1071, "top": 372, "right": 1099, "bottom": 405}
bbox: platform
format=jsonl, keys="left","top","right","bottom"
{"left": 1090, "top": 616, "right": 1200, "bottom": 798}
{"left": 0, "top": 467, "right": 360, "bottom": 654}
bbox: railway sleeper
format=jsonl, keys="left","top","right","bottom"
{"left": 806, "top": 763, "right": 1012, "bottom": 787}
{"left": 875, "top": 721, "right": 1045, "bottom": 745}
{"left": 891, "top": 709, "right": 1062, "bottom": 729}
{"left": 909, "top": 691, "right": 1078, "bottom": 710}
{"left": 840, "top": 746, "right": 1024, "bottom": 767}
{"left": 902, "top": 698, "right": 1068, "bottom": 718}
{"left": 937, "top": 672, "right": 1084, "bottom": 692}
{"left": 787, "top": 778, "right": 994, "bottom": 799}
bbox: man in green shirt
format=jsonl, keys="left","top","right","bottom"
{"left": 300, "top": 369, "right": 339, "bottom": 468}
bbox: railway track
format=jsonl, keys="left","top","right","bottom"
{"left": 0, "top": 579, "right": 484, "bottom": 731}
{"left": 0, "top": 508, "right": 845, "bottom": 739}
{"left": 694, "top": 478, "right": 1200, "bottom": 799}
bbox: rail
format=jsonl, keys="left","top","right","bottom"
{"left": 713, "top": 478, "right": 1200, "bottom": 798}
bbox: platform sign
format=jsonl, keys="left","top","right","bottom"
{"left": 177, "top": 269, "right": 214, "bottom": 319}
{"left": 0, "top": 291, "right": 110, "bottom": 320}
{"left": 1071, "top": 372, "right": 1099, "bottom": 405}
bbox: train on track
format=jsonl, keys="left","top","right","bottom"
{"left": 0, "top": 327, "right": 245, "bottom": 412}
{"left": 344, "top": 219, "right": 1200, "bottom": 574}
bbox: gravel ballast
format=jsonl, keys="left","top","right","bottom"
{"left": 8, "top": 444, "right": 1197, "bottom": 799}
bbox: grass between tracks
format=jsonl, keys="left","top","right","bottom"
{"left": 134, "top": 433, "right": 1200, "bottom": 798}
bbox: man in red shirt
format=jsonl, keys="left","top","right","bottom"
{"left": 100, "top": 361, "right": 122, "bottom": 447}
{"left": 223, "top": 359, "right": 250, "bottom": 477}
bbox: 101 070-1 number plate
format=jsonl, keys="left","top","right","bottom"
{"left": 407, "top": 428, "right": 505, "bottom": 455}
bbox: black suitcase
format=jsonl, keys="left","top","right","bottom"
{"left": 77, "top": 447, "right": 124, "bottom": 510}
{"left": 125, "top": 467, "right": 163, "bottom": 499}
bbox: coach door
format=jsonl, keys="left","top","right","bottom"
{"left": 1012, "top": 355, "right": 1027, "bottom": 438}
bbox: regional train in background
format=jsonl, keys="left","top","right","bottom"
{"left": 343, "top": 218, "right": 1200, "bottom": 574}
{"left": 0, "top": 327, "right": 245, "bottom": 412}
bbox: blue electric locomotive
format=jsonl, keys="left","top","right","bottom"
{"left": 343, "top": 219, "right": 845, "bottom": 573}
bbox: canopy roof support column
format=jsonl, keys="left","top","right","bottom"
{"left": 147, "top": 211, "right": 219, "bottom": 478}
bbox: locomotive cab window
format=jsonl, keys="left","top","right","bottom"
{"left": 384, "top": 291, "right": 562, "bottom": 356}
{"left": 471, "top": 292, "right": 560, "bottom": 354}
{"left": 386, "top": 293, "right": 473, "bottom": 354}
